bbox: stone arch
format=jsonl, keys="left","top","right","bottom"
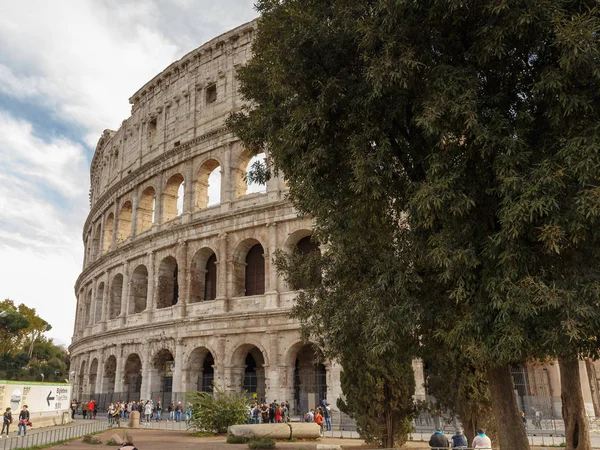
{"left": 129, "top": 265, "right": 148, "bottom": 314}
{"left": 150, "top": 348, "right": 175, "bottom": 396}
{"left": 236, "top": 149, "right": 266, "bottom": 197}
{"left": 103, "top": 213, "right": 114, "bottom": 253}
{"left": 103, "top": 355, "right": 117, "bottom": 394}
{"left": 232, "top": 238, "right": 266, "bottom": 297}
{"left": 190, "top": 247, "right": 218, "bottom": 303}
{"left": 283, "top": 229, "right": 315, "bottom": 252}
{"left": 109, "top": 274, "right": 123, "bottom": 320}
{"left": 187, "top": 346, "right": 217, "bottom": 392}
{"left": 94, "top": 282, "right": 104, "bottom": 324}
{"left": 231, "top": 343, "right": 267, "bottom": 401}
{"left": 123, "top": 353, "right": 143, "bottom": 395}
{"left": 137, "top": 186, "right": 156, "bottom": 234}
{"left": 164, "top": 173, "right": 185, "bottom": 221}
{"left": 196, "top": 158, "right": 222, "bottom": 209}
{"left": 117, "top": 201, "right": 133, "bottom": 243}
{"left": 285, "top": 342, "right": 327, "bottom": 415}
{"left": 92, "top": 223, "right": 102, "bottom": 259}
{"left": 89, "top": 358, "right": 99, "bottom": 396}
{"left": 77, "top": 359, "right": 88, "bottom": 400}
{"left": 157, "top": 256, "right": 178, "bottom": 309}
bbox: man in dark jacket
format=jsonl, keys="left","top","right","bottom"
{"left": 451, "top": 430, "right": 468, "bottom": 448}
{"left": 429, "top": 429, "right": 449, "bottom": 448}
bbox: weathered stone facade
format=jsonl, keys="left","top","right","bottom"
{"left": 69, "top": 20, "right": 342, "bottom": 412}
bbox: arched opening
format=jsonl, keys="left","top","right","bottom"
{"left": 151, "top": 349, "right": 175, "bottom": 399}
{"left": 137, "top": 186, "right": 156, "bottom": 234}
{"left": 124, "top": 354, "right": 142, "bottom": 395}
{"left": 293, "top": 344, "right": 327, "bottom": 415}
{"left": 77, "top": 360, "right": 87, "bottom": 400}
{"left": 103, "top": 214, "right": 114, "bottom": 253}
{"left": 188, "top": 348, "right": 215, "bottom": 392}
{"left": 109, "top": 274, "right": 123, "bottom": 320}
{"left": 94, "top": 282, "right": 104, "bottom": 324}
{"left": 92, "top": 224, "right": 101, "bottom": 259}
{"left": 103, "top": 355, "right": 116, "bottom": 394}
{"left": 245, "top": 244, "right": 265, "bottom": 296}
{"left": 164, "top": 174, "right": 185, "bottom": 221}
{"left": 236, "top": 150, "right": 267, "bottom": 197}
{"left": 237, "top": 346, "right": 266, "bottom": 401}
{"left": 84, "top": 290, "right": 92, "bottom": 327}
{"left": 117, "top": 201, "right": 133, "bottom": 243}
{"left": 129, "top": 265, "right": 148, "bottom": 314}
{"left": 190, "top": 248, "right": 217, "bottom": 303}
{"left": 295, "top": 235, "right": 321, "bottom": 290}
{"left": 157, "top": 256, "right": 178, "bottom": 309}
{"left": 89, "top": 358, "right": 99, "bottom": 396}
{"left": 196, "top": 160, "right": 221, "bottom": 209}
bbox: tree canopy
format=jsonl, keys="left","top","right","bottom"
{"left": 230, "top": 1, "right": 600, "bottom": 449}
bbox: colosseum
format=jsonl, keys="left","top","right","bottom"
{"left": 68, "top": 20, "right": 352, "bottom": 414}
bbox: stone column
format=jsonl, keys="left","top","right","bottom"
{"left": 220, "top": 143, "right": 234, "bottom": 211}
{"left": 412, "top": 358, "right": 426, "bottom": 399}
{"left": 579, "top": 359, "right": 596, "bottom": 417}
{"left": 73, "top": 292, "right": 83, "bottom": 337}
{"left": 145, "top": 252, "right": 155, "bottom": 321}
{"left": 111, "top": 202, "right": 119, "bottom": 250}
{"left": 265, "top": 222, "right": 280, "bottom": 308}
{"left": 95, "top": 350, "right": 104, "bottom": 394}
{"left": 216, "top": 232, "right": 228, "bottom": 309}
{"left": 140, "top": 343, "right": 152, "bottom": 401}
{"left": 99, "top": 213, "right": 106, "bottom": 256}
{"left": 101, "top": 273, "right": 109, "bottom": 331}
{"left": 265, "top": 332, "right": 281, "bottom": 401}
{"left": 172, "top": 339, "right": 185, "bottom": 394}
{"left": 176, "top": 240, "right": 189, "bottom": 318}
{"left": 120, "top": 261, "right": 130, "bottom": 324}
{"left": 326, "top": 362, "right": 343, "bottom": 405}
{"left": 89, "top": 279, "right": 97, "bottom": 328}
{"left": 130, "top": 191, "right": 139, "bottom": 238}
{"left": 182, "top": 164, "right": 194, "bottom": 223}
{"left": 154, "top": 172, "right": 165, "bottom": 226}
{"left": 214, "top": 337, "right": 227, "bottom": 391}
{"left": 114, "top": 346, "right": 124, "bottom": 394}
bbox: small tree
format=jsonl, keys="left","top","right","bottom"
{"left": 187, "top": 388, "right": 249, "bottom": 434}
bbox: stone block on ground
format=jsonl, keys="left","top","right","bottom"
{"left": 228, "top": 423, "right": 292, "bottom": 440}
{"left": 129, "top": 410, "right": 140, "bottom": 428}
{"left": 316, "top": 445, "right": 342, "bottom": 450}
{"left": 290, "top": 422, "right": 322, "bottom": 439}
{"left": 110, "top": 433, "right": 124, "bottom": 445}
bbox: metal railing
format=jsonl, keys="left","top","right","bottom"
{"left": 0, "top": 420, "right": 108, "bottom": 450}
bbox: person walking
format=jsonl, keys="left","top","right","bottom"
{"left": 429, "top": 429, "right": 449, "bottom": 449}
{"left": 112, "top": 402, "right": 122, "bottom": 428}
{"left": 1, "top": 407, "right": 12, "bottom": 438}
{"left": 17, "top": 405, "right": 30, "bottom": 437}
{"left": 472, "top": 428, "right": 492, "bottom": 450}
{"left": 451, "top": 430, "right": 467, "bottom": 448}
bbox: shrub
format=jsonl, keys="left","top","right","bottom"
{"left": 105, "top": 439, "right": 121, "bottom": 446}
{"left": 227, "top": 436, "right": 250, "bottom": 444}
{"left": 187, "top": 388, "right": 250, "bottom": 434}
{"left": 248, "top": 438, "right": 276, "bottom": 449}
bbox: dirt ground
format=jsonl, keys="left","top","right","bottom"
{"left": 47, "top": 429, "right": 563, "bottom": 450}
{"left": 46, "top": 428, "right": 439, "bottom": 450}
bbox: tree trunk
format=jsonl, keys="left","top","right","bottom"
{"left": 486, "top": 365, "right": 530, "bottom": 450}
{"left": 462, "top": 416, "right": 476, "bottom": 447}
{"left": 558, "top": 357, "right": 591, "bottom": 450}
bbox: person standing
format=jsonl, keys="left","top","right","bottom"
{"left": 82, "top": 400, "right": 88, "bottom": 419}
{"left": 71, "top": 400, "right": 77, "bottom": 420}
{"left": 429, "top": 429, "right": 449, "bottom": 448}
{"left": 17, "top": 405, "right": 30, "bottom": 437}
{"left": 472, "top": 428, "right": 492, "bottom": 449}
{"left": 1, "top": 407, "right": 12, "bottom": 438}
{"left": 144, "top": 401, "right": 152, "bottom": 423}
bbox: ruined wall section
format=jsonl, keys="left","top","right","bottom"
{"left": 88, "top": 21, "right": 254, "bottom": 214}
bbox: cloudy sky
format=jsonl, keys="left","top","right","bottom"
{"left": 0, "top": 0, "right": 257, "bottom": 347}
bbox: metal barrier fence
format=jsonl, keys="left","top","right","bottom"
{"left": 0, "top": 420, "right": 108, "bottom": 450}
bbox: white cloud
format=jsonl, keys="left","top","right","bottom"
{"left": 0, "top": 0, "right": 257, "bottom": 345}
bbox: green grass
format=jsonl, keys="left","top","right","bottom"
{"left": 227, "top": 435, "right": 250, "bottom": 444}
{"left": 248, "top": 438, "right": 276, "bottom": 449}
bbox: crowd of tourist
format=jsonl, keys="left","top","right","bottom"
{"left": 247, "top": 400, "right": 333, "bottom": 434}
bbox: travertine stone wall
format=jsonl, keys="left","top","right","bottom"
{"left": 69, "top": 20, "right": 343, "bottom": 411}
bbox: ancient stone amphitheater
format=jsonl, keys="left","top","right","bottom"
{"left": 69, "top": 20, "right": 343, "bottom": 413}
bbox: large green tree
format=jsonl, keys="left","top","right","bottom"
{"left": 230, "top": 2, "right": 600, "bottom": 450}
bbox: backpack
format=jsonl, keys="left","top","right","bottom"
{"left": 304, "top": 413, "right": 311, "bottom": 422}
